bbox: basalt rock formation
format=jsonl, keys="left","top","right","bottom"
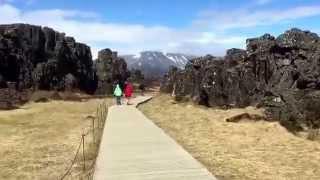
{"left": 0, "top": 24, "right": 97, "bottom": 93}
{"left": 0, "top": 82, "right": 30, "bottom": 110}
{"left": 161, "top": 28, "right": 320, "bottom": 131}
{"left": 94, "top": 48, "right": 130, "bottom": 94}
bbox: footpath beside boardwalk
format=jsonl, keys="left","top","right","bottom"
{"left": 93, "top": 96, "right": 217, "bottom": 180}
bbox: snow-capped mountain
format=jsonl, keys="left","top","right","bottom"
{"left": 121, "top": 51, "right": 196, "bottom": 78}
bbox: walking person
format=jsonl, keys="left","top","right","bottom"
{"left": 124, "top": 80, "right": 134, "bottom": 105}
{"left": 113, "top": 83, "right": 122, "bottom": 105}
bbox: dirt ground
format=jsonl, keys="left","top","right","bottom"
{"left": 139, "top": 94, "right": 320, "bottom": 180}
{"left": 0, "top": 97, "right": 111, "bottom": 180}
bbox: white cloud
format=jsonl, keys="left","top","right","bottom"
{"left": 196, "top": 5, "right": 320, "bottom": 30}
{"left": 0, "top": 3, "right": 245, "bottom": 58}
{"left": 3, "top": 2, "right": 319, "bottom": 58}
{"left": 187, "top": 32, "right": 245, "bottom": 45}
{"left": 0, "top": 4, "right": 20, "bottom": 23}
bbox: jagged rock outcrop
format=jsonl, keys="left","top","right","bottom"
{"left": 161, "top": 28, "right": 320, "bottom": 131}
{"left": 0, "top": 82, "right": 30, "bottom": 110}
{"left": 0, "top": 24, "right": 97, "bottom": 93}
{"left": 94, "top": 48, "right": 130, "bottom": 94}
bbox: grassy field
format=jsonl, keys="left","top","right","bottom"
{"left": 0, "top": 97, "right": 111, "bottom": 180}
{"left": 139, "top": 94, "right": 320, "bottom": 180}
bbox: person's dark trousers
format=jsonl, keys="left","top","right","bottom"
{"left": 116, "top": 96, "right": 121, "bottom": 105}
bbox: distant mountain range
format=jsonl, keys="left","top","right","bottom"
{"left": 121, "top": 51, "right": 196, "bottom": 78}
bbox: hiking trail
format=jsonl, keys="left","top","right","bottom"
{"left": 93, "top": 96, "right": 217, "bottom": 180}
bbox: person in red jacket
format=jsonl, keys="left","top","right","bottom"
{"left": 124, "top": 80, "right": 134, "bottom": 105}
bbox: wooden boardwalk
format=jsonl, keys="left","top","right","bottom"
{"left": 93, "top": 96, "right": 217, "bottom": 180}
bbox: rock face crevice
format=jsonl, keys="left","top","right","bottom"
{"left": 94, "top": 48, "right": 130, "bottom": 94}
{"left": 0, "top": 24, "right": 97, "bottom": 93}
{"left": 161, "top": 28, "right": 320, "bottom": 131}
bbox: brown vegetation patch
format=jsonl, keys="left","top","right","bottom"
{"left": 139, "top": 94, "right": 320, "bottom": 180}
{"left": 0, "top": 97, "right": 111, "bottom": 179}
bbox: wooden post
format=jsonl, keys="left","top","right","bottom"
{"left": 92, "top": 117, "right": 95, "bottom": 144}
{"left": 82, "top": 134, "right": 86, "bottom": 172}
{"left": 96, "top": 108, "right": 99, "bottom": 129}
{"left": 100, "top": 105, "right": 103, "bottom": 128}
{"left": 99, "top": 104, "right": 101, "bottom": 129}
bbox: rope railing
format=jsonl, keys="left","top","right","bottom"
{"left": 59, "top": 99, "right": 109, "bottom": 180}
{"left": 60, "top": 137, "right": 83, "bottom": 180}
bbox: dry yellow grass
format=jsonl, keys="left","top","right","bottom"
{"left": 0, "top": 98, "right": 111, "bottom": 180}
{"left": 139, "top": 94, "right": 320, "bottom": 180}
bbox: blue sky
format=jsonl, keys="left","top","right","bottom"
{"left": 1, "top": 0, "right": 320, "bottom": 57}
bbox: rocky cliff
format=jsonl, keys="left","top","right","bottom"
{"left": 0, "top": 24, "right": 97, "bottom": 93}
{"left": 94, "top": 48, "right": 130, "bottom": 94}
{"left": 161, "top": 28, "right": 320, "bottom": 131}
